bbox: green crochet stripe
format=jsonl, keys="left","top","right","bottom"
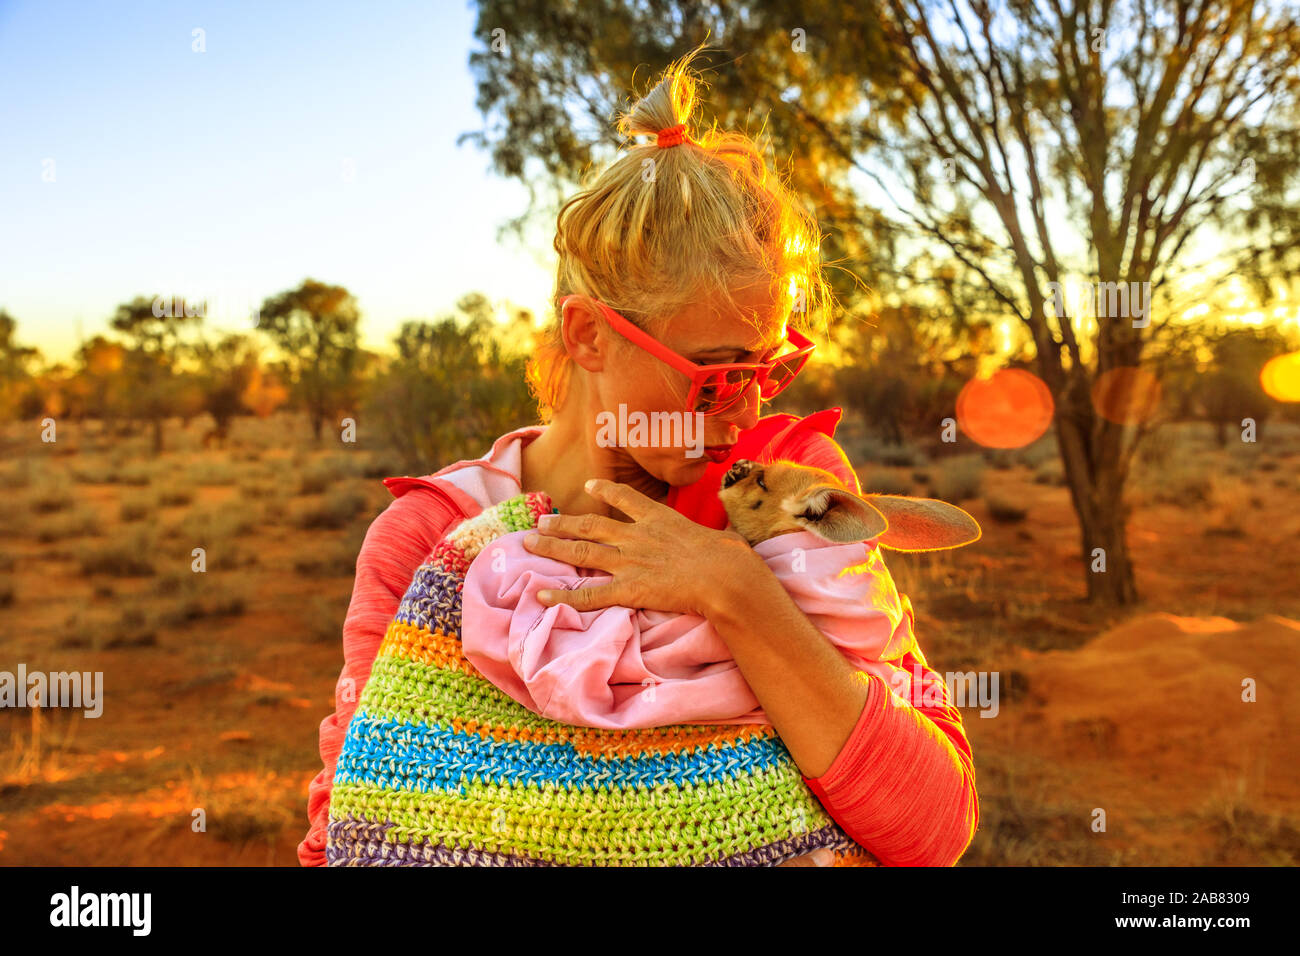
{"left": 360, "top": 649, "right": 774, "bottom": 739}
{"left": 496, "top": 494, "right": 538, "bottom": 533}
{"left": 361, "top": 650, "right": 562, "bottom": 730}
{"left": 330, "top": 768, "right": 832, "bottom": 866}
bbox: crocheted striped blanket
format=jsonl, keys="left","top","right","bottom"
{"left": 327, "top": 491, "right": 879, "bottom": 866}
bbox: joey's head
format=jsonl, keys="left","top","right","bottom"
{"left": 717, "top": 459, "right": 887, "bottom": 546}
{"left": 718, "top": 458, "right": 984, "bottom": 552}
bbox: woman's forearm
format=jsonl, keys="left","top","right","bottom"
{"left": 703, "top": 542, "right": 870, "bottom": 778}
{"left": 703, "top": 542, "right": 979, "bottom": 865}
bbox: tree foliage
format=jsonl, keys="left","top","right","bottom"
{"left": 461, "top": 0, "right": 1300, "bottom": 602}
{"left": 257, "top": 279, "right": 363, "bottom": 443}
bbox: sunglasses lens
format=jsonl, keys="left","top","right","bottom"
{"left": 694, "top": 368, "right": 758, "bottom": 414}
{"left": 759, "top": 351, "right": 806, "bottom": 398}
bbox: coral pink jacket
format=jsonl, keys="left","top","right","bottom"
{"left": 300, "top": 407, "right": 979, "bottom": 866}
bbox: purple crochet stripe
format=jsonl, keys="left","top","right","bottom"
{"left": 326, "top": 817, "right": 855, "bottom": 867}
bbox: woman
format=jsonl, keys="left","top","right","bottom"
{"left": 301, "top": 48, "right": 978, "bottom": 866}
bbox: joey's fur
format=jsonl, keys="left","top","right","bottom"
{"left": 718, "top": 458, "right": 982, "bottom": 552}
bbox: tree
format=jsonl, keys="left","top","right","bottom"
{"left": 189, "top": 333, "right": 263, "bottom": 446}
{"left": 856, "top": 0, "right": 1300, "bottom": 602}
{"left": 72, "top": 336, "right": 129, "bottom": 429}
{"left": 0, "top": 311, "right": 42, "bottom": 420}
{"left": 1200, "top": 325, "right": 1289, "bottom": 443}
{"left": 109, "top": 296, "right": 202, "bottom": 452}
{"left": 461, "top": 1, "right": 1300, "bottom": 603}
{"left": 257, "top": 279, "right": 362, "bottom": 443}
{"left": 364, "top": 294, "right": 536, "bottom": 473}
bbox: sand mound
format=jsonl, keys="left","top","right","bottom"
{"left": 1005, "top": 613, "right": 1300, "bottom": 811}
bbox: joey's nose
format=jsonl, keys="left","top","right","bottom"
{"left": 722, "top": 459, "right": 755, "bottom": 489}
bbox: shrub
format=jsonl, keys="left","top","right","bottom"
{"left": 878, "top": 444, "right": 922, "bottom": 468}
{"left": 103, "top": 607, "right": 158, "bottom": 649}
{"left": 985, "top": 449, "right": 1015, "bottom": 470}
{"left": 157, "top": 484, "right": 195, "bottom": 506}
{"left": 117, "top": 462, "right": 153, "bottom": 486}
{"left": 294, "top": 545, "right": 358, "bottom": 577}
{"left": 173, "top": 505, "right": 258, "bottom": 543}
{"left": 984, "top": 492, "right": 1029, "bottom": 523}
{"left": 120, "top": 490, "right": 156, "bottom": 522}
{"left": 187, "top": 462, "right": 236, "bottom": 486}
{"left": 303, "top": 593, "right": 351, "bottom": 642}
{"left": 0, "top": 460, "right": 32, "bottom": 489}
{"left": 1033, "top": 459, "right": 1066, "bottom": 486}
{"left": 1014, "top": 437, "right": 1059, "bottom": 469}
{"left": 1140, "top": 454, "right": 1215, "bottom": 505}
{"left": 294, "top": 487, "right": 368, "bottom": 529}
{"left": 360, "top": 451, "right": 407, "bottom": 479}
{"left": 931, "top": 455, "right": 985, "bottom": 502}
{"left": 35, "top": 506, "right": 100, "bottom": 542}
{"left": 863, "top": 470, "right": 914, "bottom": 496}
{"left": 158, "top": 575, "right": 251, "bottom": 624}
{"left": 71, "top": 464, "right": 112, "bottom": 484}
{"left": 298, "top": 456, "right": 357, "bottom": 495}
{"left": 79, "top": 528, "right": 157, "bottom": 576}
{"left": 30, "top": 476, "right": 76, "bottom": 514}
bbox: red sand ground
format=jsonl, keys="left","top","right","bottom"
{"left": 1, "top": 415, "right": 1297, "bottom": 865}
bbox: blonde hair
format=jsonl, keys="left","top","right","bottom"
{"left": 525, "top": 44, "right": 835, "bottom": 421}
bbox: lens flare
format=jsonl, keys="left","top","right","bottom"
{"left": 1261, "top": 351, "right": 1300, "bottom": 402}
{"left": 1090, "top": 367, "right": 1161, "bottom": 425}
{"left": 955, "top": 368, "right": 1054, "bottom": 448}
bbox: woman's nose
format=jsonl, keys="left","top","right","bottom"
{"left": 719, "top": 381, "right": 761, "bottom": 431}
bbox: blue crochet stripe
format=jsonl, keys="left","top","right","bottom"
{"left": 332, "top": 713, "right": 794, "bottom": 794}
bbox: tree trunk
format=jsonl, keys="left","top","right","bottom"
{"left": 152, "top": 416, "right": 164, "bottom": 454}
{"left": 1056, "top": 412, "right": 1139, "bottom": 604}
{"left": 1077, "top": 491, "right": 1139, "bottom": 604}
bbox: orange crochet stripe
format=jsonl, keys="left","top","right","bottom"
{"left": 376, "top": 621, "right": 778, "bottom": 758}
{"left": 380, "top": 620, "right": 478, "bottom": 674}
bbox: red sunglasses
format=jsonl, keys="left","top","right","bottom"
{"left": 559, "top": 294, "right": 816, "bottom": 416}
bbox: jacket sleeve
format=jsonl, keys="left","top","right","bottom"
{"left": 297, "top": 487, "right": 463, "bottom": 867}
{"left": 772, "top": 425, "right": 980, "bottom": 866}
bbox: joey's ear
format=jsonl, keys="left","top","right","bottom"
{"left": 867, "top": 495, "right": 983, "bottom": 552}
{"left": 789, "top": 483, "right": 888, "bottom": 544}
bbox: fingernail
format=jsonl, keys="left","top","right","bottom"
{"left": 537, "top": 514, "right": 555, "bottom": 529}
{"left": 537, "top": 590, "right": 553, "bottom": 603}
{"left": 812, "top": 849, "right": 834, "bottom": 866}
{"left": 584, "top": 478, "right": 596, "bottom": 492}
{"left": 524, "top": 533, "right": 539, "bottom": 547}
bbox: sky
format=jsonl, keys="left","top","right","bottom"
{"left": 0, "top": 0, "right": 557, "bottom": 363}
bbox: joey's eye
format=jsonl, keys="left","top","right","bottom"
{"left": 755, "top": 474, "right": 767, "bottom": 491}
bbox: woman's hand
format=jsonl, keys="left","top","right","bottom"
{"left": 523, "top": 477, "right": 760, "bottom": 618}
{"left": 525, "top": 478, "right": 839, "bottom": 869}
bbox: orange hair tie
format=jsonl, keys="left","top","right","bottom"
{"left": 656, "top": 124, "right": 691, "bottom": 148}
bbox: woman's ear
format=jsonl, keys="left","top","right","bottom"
{"left": 560, "top": 299, "right": 610, "bottom": 373}
{"left": 789, "top": 483, "right": 889, "bottom": 543}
